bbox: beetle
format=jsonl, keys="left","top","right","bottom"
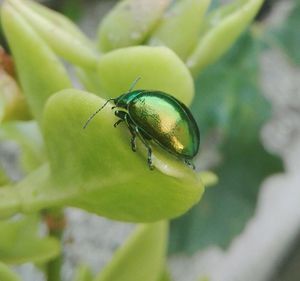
{"left": 83, "top": 78, "right": 200, "bottom": 170}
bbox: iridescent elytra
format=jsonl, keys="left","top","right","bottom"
{"left": 83, "top": 78, "right": 200, "bottom": 170}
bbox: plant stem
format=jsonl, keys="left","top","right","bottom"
{"left": 44, "top": 208, "right": 66, "bottom": 281}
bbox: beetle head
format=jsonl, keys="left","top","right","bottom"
{"left": 83, "top": 77, "right": 141, "bottom": 129}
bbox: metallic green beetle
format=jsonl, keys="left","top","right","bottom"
{"left": 83, "top": 78, "right": 200, "bottom": 170}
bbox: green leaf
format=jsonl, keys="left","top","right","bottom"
{"left": 158, "top": 268, "right": 172, "bottom": 281}
{"left": 96, "top": 46, "right": 194, "bottom": 105}
{"left": 0, "top": 262, "right": 21, "bottom": 281}
{"left": 43, "top": 90, "right": 204, "bottom": 221}
{"left": 198, "top": 171, "right": 218, "bottom": 188}
{"left": 74, "top": 264, "right": 93, "bottom": 281}
{"left": 0, "top": 215, "right": 60, "bottom": 264}
{"left": 0, "top": 169, "right": 10, "bottom": 186}
{"left": 7, "top": 0, "right": 98, "bottom": 69}
{"left": 0, "top": 121, "right": 45, "bottom": 173}
{"left": 186, "top": 0, "right": 264, "bottom": 75}
{"left": 1, "top": 2, "right": 72, "bottom": 123}
{"left": 0, "top": 185, "right": 20, "bottom": 218}
{"left": 269, "top": 0, "right": 300, "bottom": 65}
{"left": 75, "top": 67, "right": 106, "bottom": 97}
{"left": 169, "top": 32, "right": 283, "bottom": 253}
{"left": 97, "top": 0, "right": 171, "bottom": 52}
{"left": 192, "top": 32, "right": 269, "bottom": 138}
{"left": 94, "top": 221, "right": 168, "bottom": 281}
{"left": 148, "top": 0, "right": 211, "bottom": 60}
{"left": 171, "top": 139, "right": 282, "bottom": 253}
{"left": 0, "top": 89, "right": 204, "bottom": 222}
{"left": 0, "top": 70, "right": 31, "bottom": 123}
{"left": 198, "top": 278, "right": 210, "bottom": 281}
{"left": 0, "top": 165, "right": 63, "bottom": 218}
{"left": 23, "top": 0, "right": 87, "bottom": 42}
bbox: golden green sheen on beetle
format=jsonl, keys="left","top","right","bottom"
{"left": 84, "top": 87, "right": 200, "bottom": 169}
{"left": 127, "top": 91, "right": 199, "bottom": 158}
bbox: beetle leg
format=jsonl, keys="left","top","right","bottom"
{"left": 127, "top": 124, "right": 137, "bottom": 152}
{"left": 114, "top": 110, "right": 126, "bottom": 119}
{"left": 135, "top": 127, "right": 153, "bottom": 170}
{"left": 113, "top": 111, "right": 137, "bottom": 152}
{"left": 184, "top": 159, "right": 195, "bottom": 170}
{"left": 113, "top": 119, "right": 124, "bottom": 128}
{"left": 129, "top": 127, "right": 137, "bottom": 152}
{"left": 124, "top": 115, "right": 137, "bottom": 152}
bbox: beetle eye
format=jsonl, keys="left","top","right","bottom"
{"left": 114, "top": 94, "right": 125, "bottom": 107}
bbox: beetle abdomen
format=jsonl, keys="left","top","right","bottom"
{"left": 128, "top": 91, "right": 199, "bottom": 158}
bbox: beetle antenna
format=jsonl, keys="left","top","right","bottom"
{"left": 83, "top": 98, "right": 114, "bottom": 129}
{"left": 128, "top": 76, "right": 141, "bottom": 92}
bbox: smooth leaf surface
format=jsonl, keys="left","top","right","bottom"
{"left": 0, "top": 169, "right": 10, "bottom": 186}
{"left": 0, "top": 215, "right": 60, "bottom": 264}
{"left": 0, "top": 121, "right": 45, "bottom": 172}
{"left": 158, "top": 268, "right": 172, "bottom": 281}
{"left": 75, "top": 67, "right": 106, "bottom": 97}
{"left": 0, "top": 164, "right": 66, "bottom": 218}
{"left": 24, "top": 0, "right": 90, "bottom": 44}
{"left": 1, "top": 2, "right": 72, "bottom": 123}
{"left": 0, "top": 89, "right": 204, "bottom": 221}
{"left": 186, "top": 0, "right": 264, "bottom": 75}
{"left": 170, "top": 32, "right": 283, "bottom": 253}
{"left": 43, "top": 90, "right": 204, "bottom": 221}
{"left": 97, "top": 0, "right": 171, "bottom": 52}
{"left": 7, "top": 0, "right": 99, "bottom": 69}
{"left": 0, "top": 185, "right": 21, "bottom": 218}
{"left": 74, "top": 264, "right": 93, "bottom": 281}
{"left": 97, "top": 46, "right": 194, "bottom": 105}
{"left": 148, "top": 0, "right": 210, "bottom": 60}
{"left": 0, "top": 262, "right": 21, "bottom": 281}
{"left": 0, "top": 70, "right": 30, "bottom": 122}
{"left": 94, "top": 221, "right": 167, "bottom": 281}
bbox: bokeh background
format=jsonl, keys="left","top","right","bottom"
{"left": 1, "top": 0, "right": 300, "bottom": 281}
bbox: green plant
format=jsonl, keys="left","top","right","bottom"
{"left": 0, "top": 0, "right": 268, "bottom": 280}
